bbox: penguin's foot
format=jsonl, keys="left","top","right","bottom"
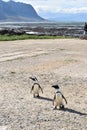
{"left": 37, "top": 95, "right": 40, "bottom": 98}
{"left": 60, "top": 105, "right": 65, "bottom": 109}
{"left": 53, "top": 106, "right": 57, "bottom": 110}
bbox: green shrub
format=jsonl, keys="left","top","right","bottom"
{"left": 0, "top": 34, "right": 73, "bottom": 41}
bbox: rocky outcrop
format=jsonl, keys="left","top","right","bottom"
{"left": 0, "top": 27, "right": 83, "bottom": 38}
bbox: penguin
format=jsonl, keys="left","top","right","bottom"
{"left": 52, "top": 85, "right": 67, "bottom": 109}
{"left": 30, "top": 82, "right": 43, "bottom": 97}
{"left": 29, "top": 76, "right": 43, "bottom": 97}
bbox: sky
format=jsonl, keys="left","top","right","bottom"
{"left": 3, "top": 0, "right": 87, "bottom": 19}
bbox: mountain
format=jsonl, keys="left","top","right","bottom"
{"left": 43, "top": 12, "right": 87, "bottom": 22}
{"left": 0, "top": 0, "right": 45, "bottom": 22}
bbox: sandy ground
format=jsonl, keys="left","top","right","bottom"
{"left": 0, "top": 39, "right": 87, "bottom": 130}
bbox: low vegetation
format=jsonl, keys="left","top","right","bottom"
{"left": 0, "top": 34, "right": 73, "bottom": 41}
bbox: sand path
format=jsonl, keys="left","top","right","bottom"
{"left": 0, "top": 39, "right": 87, "bottom": 130}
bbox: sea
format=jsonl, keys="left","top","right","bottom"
{"left": 0, "top": 21, "right": 84, "bottom": 28}
{"left": 0, "top": 22, "right": 85, "bottom": 37}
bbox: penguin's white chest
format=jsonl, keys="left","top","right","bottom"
{"left": 54, "top": 93, "right": 63, "bottom": 106}
{"left": 33, "top": 85, "right": 39, "bottom": 94}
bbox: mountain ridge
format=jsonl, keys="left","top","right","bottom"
{"left": 0, "top": 0, "right": 45, "bottom": 22}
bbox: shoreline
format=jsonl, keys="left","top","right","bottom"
{"left": 0, "top": 22, "right": 84, "bottom": 38}
{"left": 0, "top": 27, "right": 83, "bottom": 37}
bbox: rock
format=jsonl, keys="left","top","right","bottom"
{"left": 0, "top": 26, "right": 84, "bottom": 38}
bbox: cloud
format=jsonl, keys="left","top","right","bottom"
{"left": 36, "top": 5, "right": 87, "bottom": 14}
{"left": 28, "top": 0, "right": 87, "bottom": 14}
{"left": 54, "top": 7, "right": 87, "bottom": 14}
{"left": 3, "top": 0, "right": 87, "bottom": 14}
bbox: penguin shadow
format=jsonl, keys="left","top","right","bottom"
{"left": 35, "top": 96, "right": 53, "bottom": 102}
{"left": 61, "top": 107, "right": 87, "bottom": 116}
{"left": 33, "top": 96, "right": 87, "bottom": 116}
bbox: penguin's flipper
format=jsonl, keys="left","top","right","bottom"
{"left": 40, "top": 87, "right": 43, "bottom": 94}
{"left": 62, "top": 94, "right": 67, "bottom": 104}
{"left": 30, "top": 84, "right": 34, "bottom": 93}
{"left": 53, "top": 95, "right": 56, "bottom": 105}
{"left": 38, "top": 84, "right": 43, "bottom": 93}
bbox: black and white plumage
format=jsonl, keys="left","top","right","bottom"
{"left": 53, "top": 90, "right": 67, "bottom": 109}
{"left": 30, "top": 76, "right": 43, "bottom": 97}
{"left": 30, "top": 83, "right": 43, "bottom": 97}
